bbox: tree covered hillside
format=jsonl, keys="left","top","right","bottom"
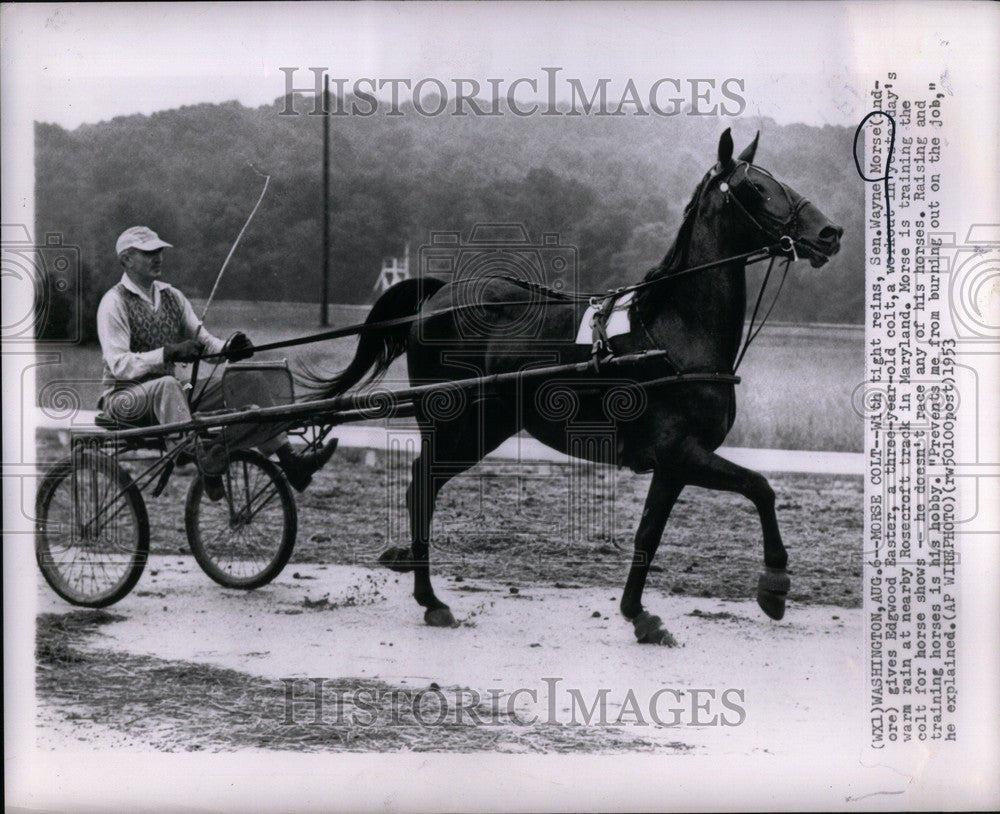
{"left": 35, "top": 95, "right": 863, "bottom": 340}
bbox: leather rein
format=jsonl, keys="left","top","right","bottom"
{"left": 199, "top": 161, "right": 806, "bottom": 379}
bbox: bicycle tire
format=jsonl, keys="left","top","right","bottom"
{"left": 184, "top": 449, "right": 297, "bottom": 589}
{"left": 35, "top": 449, "right": 149, "bottom": 607}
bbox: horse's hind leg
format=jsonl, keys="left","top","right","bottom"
{"left": 677, "top": 440, "right": 790, "bottom": 620}
{"left": 405, "top": 449, "right": 458, "bottom": 627}
{"left": 620, "top": 471, "right": 685, "bottom": 645}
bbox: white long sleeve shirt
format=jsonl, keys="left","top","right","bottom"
{"left": 97, "top": 273, "right": 226, "bottom": 392}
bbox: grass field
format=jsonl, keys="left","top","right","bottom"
{"left": 34, "top": 300, "right": 863, "bottom": 452}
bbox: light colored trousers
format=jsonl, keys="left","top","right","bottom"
{"left": 102, "top": 374, "right": 287, "bottom": 455}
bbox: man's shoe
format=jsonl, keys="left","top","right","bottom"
{"left": 203, "top": 475, "right": 226, "bottom": 502}
{"left": 196, "top": 439, "right": 229, "bottom": 477}
{"left": 277, "top": 438, "right": 339, "bottom": 493}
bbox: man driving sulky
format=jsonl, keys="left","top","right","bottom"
{"left": 97, "top": 226, "right": 337, "bottom": 499}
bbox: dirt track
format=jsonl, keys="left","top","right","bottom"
{"left": 33, "top": 433, "right": 863, "bottom": 752}
{"left": 55, "top": 442, "right": 860, "bottom": 607}
{"left": 34, "top": 434, "right": 863, "bottom": 606}
{"left": 36, "top": 556, "right": 861, "bottom": 754}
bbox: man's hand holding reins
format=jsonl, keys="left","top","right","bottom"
{"left": 223, "top": 331, "right": 254, "bottom": 362}
{"left": 164, "top": 339, "right": 202, "bottom": 363}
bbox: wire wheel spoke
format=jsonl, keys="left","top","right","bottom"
{"left": 36, "top": 452, "right": 148, "bottom": 607}
{"left": 186, "top": 450, "right": 296, "bottom": 589}
{"left": 200, "top": 477, "right": 282, "bottom": 574}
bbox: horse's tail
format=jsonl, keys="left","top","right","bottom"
{"left": 298, "top": 277, "right": 447, "bottom": 399}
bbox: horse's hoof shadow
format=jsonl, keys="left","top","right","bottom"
{"left": 756, "top": 568, "right": 790, "bottom": 620}
{"left": 424, "top": 607, "right": 457, "bottom": 628}
{"left": 633, "top": 612, "right": 678, "bottom": 646}
{"left": 378, "top": 546, "right": 415, "bottom": 573}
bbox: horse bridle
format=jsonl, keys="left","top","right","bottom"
{"left": 714, "top": 161, "right": 806, "bottom": 371}
{"left": 715, "top": 160, "right": 807, "bottom": 260}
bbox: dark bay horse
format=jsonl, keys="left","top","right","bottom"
{"left": 307, "top": 130, "right": 843, "bottom": 644}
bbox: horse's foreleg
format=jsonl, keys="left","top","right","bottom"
{"left": 405, "top": 453, "right": 456, "bottom": 627}
{"left": 678, "top": 441, "right": 790, "bottom": 619}
{"left": 621, "top": 472, "right": 684, "bottom": 645}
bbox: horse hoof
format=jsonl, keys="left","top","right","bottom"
{"left": 633, "top": 611, "right": 677, "bottom": 646}
{"left": 640, "top": 628, "right": 678, "bottom": 646}
{"left": 424, "top": 607, "right": 457, "bottom": 628}
{"left": 756, "top": 568, "right": 790, "bottom": 621}
{"left": 378, "top": 546, "right": 415, "bottom": 573}
{"left": 757, "top": 592, "right": 786, "bottom": 620}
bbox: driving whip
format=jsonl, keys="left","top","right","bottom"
{"left": 200, "top": 168, "right": 271, "bottom": 320}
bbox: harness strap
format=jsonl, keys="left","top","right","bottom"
{"left": 726, "top": 188, "right": 810, "bottom": 248}
{"left": 589, "top": 292, "right": 620, "bottom": 370}
{"left": 198, "top": 298, "right": 561, "bottom": 360}
{"left": 733, "top": 256, "right": 792, "bottom": 373}
{"left": 199, "top": 241, "right": 790, "bottom": 362}
{"left": 503, "top": 241, "right": 785, "bottom": 306}
{"left": 196, "top": 161, "right": 807, "bottom": 364}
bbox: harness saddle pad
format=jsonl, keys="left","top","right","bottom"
{"left": 574, "top": 291, "right": 635, "bottom": 344}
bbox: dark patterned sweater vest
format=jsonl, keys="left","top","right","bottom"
{"left": 101, "top": 284, "right": 185, "bottom": 391}
{"left": 122, "top": 284, "right": 185, "bottom": 352}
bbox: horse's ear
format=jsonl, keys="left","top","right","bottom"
{"left": 717, "top": 128, "right": 734, "bottom": 170}
{"left": 738, "top": 131, "right": 760, "bottom": 164}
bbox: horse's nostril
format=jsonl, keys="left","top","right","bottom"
{"left": 819, "top": 225, "right": 840, "bottom": 243}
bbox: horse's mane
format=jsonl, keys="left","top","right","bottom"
{"left": 631, "top": 172, "right": 709, "bottom": 321}
{"left": 643, "top": 172, "right": 709, "bottom": 282}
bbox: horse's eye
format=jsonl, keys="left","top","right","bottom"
{"left": 743, "top": 182, "right": 767, "bottom": 204}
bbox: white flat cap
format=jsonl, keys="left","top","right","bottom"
{"left": 116, "top": 226, "right": 173, "bottom": 256}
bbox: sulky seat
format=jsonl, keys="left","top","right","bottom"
{"left": 93, "top": 411, "right": 154, "bottom": 430}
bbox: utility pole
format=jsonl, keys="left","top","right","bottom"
{"left": 320, "top": 73, "right": 330, "bottom": 326}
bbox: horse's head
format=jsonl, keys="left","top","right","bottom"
{"left": 701, "top": 129, "right": 843, "bottom": 268}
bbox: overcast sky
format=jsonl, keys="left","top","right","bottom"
{"left": 2, "top": 2, "right": 995, "bottom": 243}
{"left": 1, "top": 2, "right": 886, "bottom": 129}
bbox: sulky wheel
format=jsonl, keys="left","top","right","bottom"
{"left": 35, "top": 449, "right": 149, "bottom": 607}
{"left": 184, "top": 449, "right": 297, "bottom": 589}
